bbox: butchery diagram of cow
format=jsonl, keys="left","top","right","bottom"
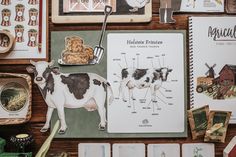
{"left": 110, "top": 52, "right": 176, "bottom": 115}
{"left": 196, "top": 63, "right": 236, "bottom": 100}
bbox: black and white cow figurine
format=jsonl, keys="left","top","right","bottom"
{"left": 26, "top": 60, "right": 113, "bottom": 134}
{"left": 119, "top": 67, "right": 172, "bottom": 103}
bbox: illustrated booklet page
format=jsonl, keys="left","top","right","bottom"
{"left": 107, "top": 31, "right": 187, "bottom": 133}
{"left": 189, "top": 17, "right": 236, "bottom": 123}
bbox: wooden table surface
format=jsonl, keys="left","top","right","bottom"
{"left": 0, "top": 0, "right": 236, "bottom": 156}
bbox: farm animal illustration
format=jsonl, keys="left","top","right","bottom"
{"left": 196, "top": 63, "right": 236, "bottom": 100}
{"left": 186, "top": 0, "right": 223, "bottom": 8}
{"left": 119, "top": 67, "right": 172, "bottom": 103}
{"left": 26, "top": 60, "right": 114, "bottom": 134}
{"left": 125, "top": 0, "right": 150, "bottom": 12}
{"left": 186, "top": 0, "right": 196, "bottom": 8}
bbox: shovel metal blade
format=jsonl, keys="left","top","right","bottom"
{"left": 94, "top": 46, "right": 104, "bottom": 64}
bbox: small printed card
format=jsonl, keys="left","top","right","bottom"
{"left": 180, "top": 0, "right": 224, "bottom": 12}
{"left": 63, "top": 0, "right": 116, "bottom": 12}
{"left": 148, "top": 144, "right": 180, "bottom": 157}
{"left": 182, "top": 143, "right": 215, "bottom": 157}
{"left": 204, "top": 111, "right": 231, "bottom": 143}
{"left": 113, "top": 144, "right": 145, "bottom": 157}
{"left": 188, "top": 105, "right": 209, "bottom": 140}
{"left": 78, "top": 143, "right": 110, "bottom": 157}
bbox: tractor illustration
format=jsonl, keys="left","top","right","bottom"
{"left": 196, "top": 63, "right": 216, "bottom": 93}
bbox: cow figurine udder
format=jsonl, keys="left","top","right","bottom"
{"left": 26, "top": 60, "right": 113, "bottom": 134}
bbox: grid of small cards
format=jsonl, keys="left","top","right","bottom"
{"left": 78, "top": 143, "right": 215, "bottom": 157}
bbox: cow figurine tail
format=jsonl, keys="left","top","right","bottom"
{"left": 99, "top": 76, "right": 114, "bottom": 105}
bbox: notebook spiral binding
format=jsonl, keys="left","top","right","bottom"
{"left": 189, "top": 17, "right": 194, "bottom": 109}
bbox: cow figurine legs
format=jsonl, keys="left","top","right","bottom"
{"left": 26, "top": 60, "right": 113, "bottom": 134}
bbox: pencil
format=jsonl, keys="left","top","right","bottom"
{"left": 38, "top": 0, "right": 43, "bottom": 53}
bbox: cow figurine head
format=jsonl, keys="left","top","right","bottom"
{"left": 27, "top": 60, "right": 114, "bottom": 134}
{"left": 26, "top": 60, "right": 60, "bottom": 85}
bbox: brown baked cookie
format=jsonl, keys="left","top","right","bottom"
{"left": 62, "top": 52, "right": 89, "bottom": 64}
{"left": 61, "top": 36, "right": 95, "bottom": 64}
{"left": 84, "top": 46, "right": 94, "bottom": 60}
{"left": 65, "top": 36, "right": 83, "bottom": 53}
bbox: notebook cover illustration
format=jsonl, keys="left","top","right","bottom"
{"left": 189, "top": 17, "right": 236, "bottom": 123}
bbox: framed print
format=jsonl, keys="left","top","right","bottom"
{"left": 0, "top": 0, "right": 49, "bottom": 64}
{"left": 52, "top": 0, "right": 152, "bottom": 23}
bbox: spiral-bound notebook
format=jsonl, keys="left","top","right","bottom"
{"left": 189, "top": 16, "right": 236, "bottom": 123}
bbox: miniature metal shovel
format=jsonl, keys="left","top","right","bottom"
{"left": 93, "top": 5, "right": 112, "bottom": 64}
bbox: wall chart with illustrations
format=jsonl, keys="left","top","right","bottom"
{"left": 107, "top": 31, "right": 186, "bottom": 133}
